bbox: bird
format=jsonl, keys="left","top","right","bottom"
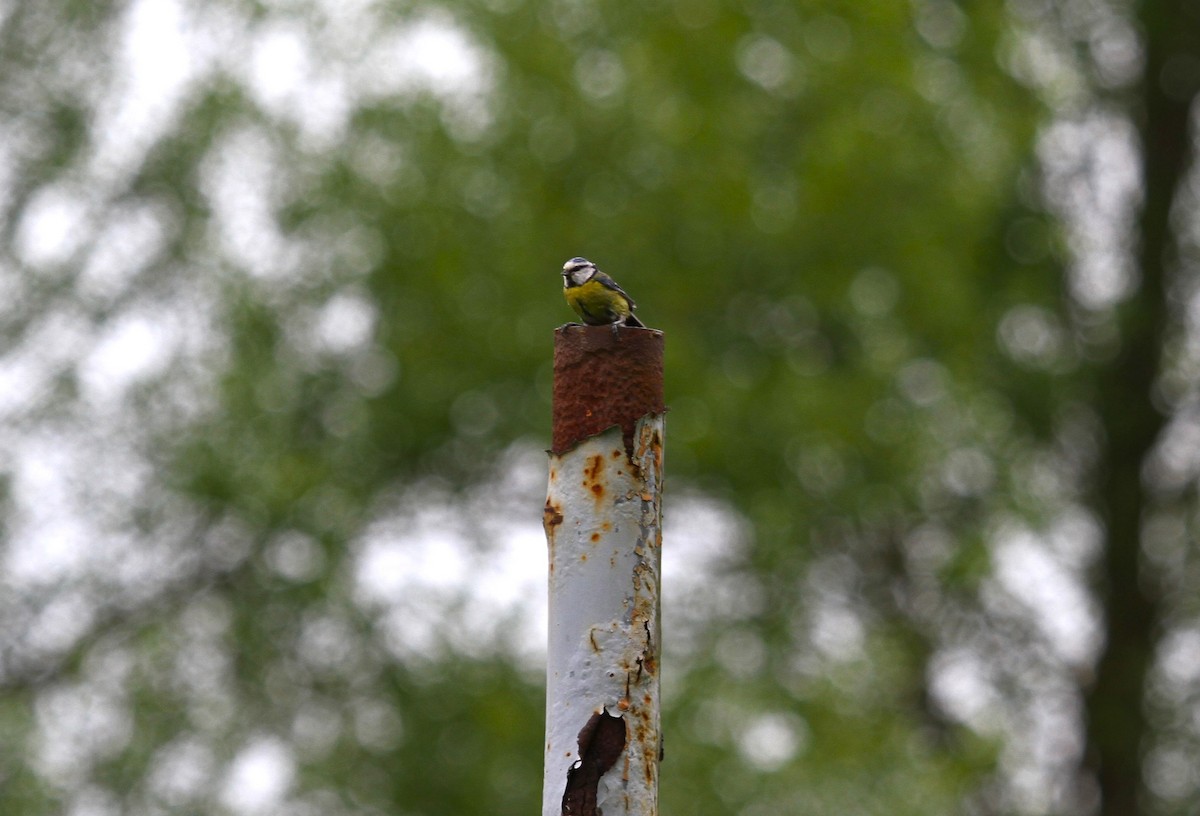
{"left": 561, "top": 257, "right": 645, "bottom": 330}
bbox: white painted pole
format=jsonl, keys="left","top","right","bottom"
{"left": 542, "top": 325, "right": 664, "bottom": 816}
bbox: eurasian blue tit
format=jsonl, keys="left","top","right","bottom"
{"left": 561, "top": 257, "right": 645, "bottom": 329}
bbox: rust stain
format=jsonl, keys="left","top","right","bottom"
{"left": 579, "top": 454, "right": 608, "bottom": 503}
{"left": 544, "top": 499, "right": 562, "bottom": 574}
{"left": 641, "top": 654, "right": 657, "bottom": 675}
{"left": 633, "top": 421, "right": 665, "bottom": 484}
{"left": 626, "top": 709, "right": 659, "bottom": 784}
{"left": 543, "top": 499, "right": 564, "bottom": 533}
{"left": 585, "top": 454, "right": 604, "bottom": 481}
{"left": 590, "top": 532, "right": 600, "bottom": 542}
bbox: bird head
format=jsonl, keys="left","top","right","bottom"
{"left": 562, "top": 257, "right": 597, "bottom": 287}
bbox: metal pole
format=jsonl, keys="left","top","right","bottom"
{"left": 542, "top": 324, "right": 665, "bottom": 816}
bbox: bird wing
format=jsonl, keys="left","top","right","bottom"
{"left": 592, "top": 271, "right": 637, "bottom": 309}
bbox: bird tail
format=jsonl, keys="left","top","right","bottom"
{"left": 624, "top": 313, "right": 645, "bottom": 328}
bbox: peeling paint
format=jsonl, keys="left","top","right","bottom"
{"left": 561, "top": 709, "right": 626, "bottom": 816}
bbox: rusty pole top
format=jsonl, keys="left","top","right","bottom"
{"left": 551, "top": 325, "right": 665, "bottom": 456}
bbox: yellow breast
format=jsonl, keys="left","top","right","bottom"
{"left": 565, "top": 279, "right": 631, "bottom": 324}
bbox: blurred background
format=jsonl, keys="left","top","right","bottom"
{"left": 1, "top": 0, "right": 1198, "bottom": 814}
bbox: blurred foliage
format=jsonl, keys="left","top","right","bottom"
{"left": 1, "top": 0, "right": 1197, "bottom": 815}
